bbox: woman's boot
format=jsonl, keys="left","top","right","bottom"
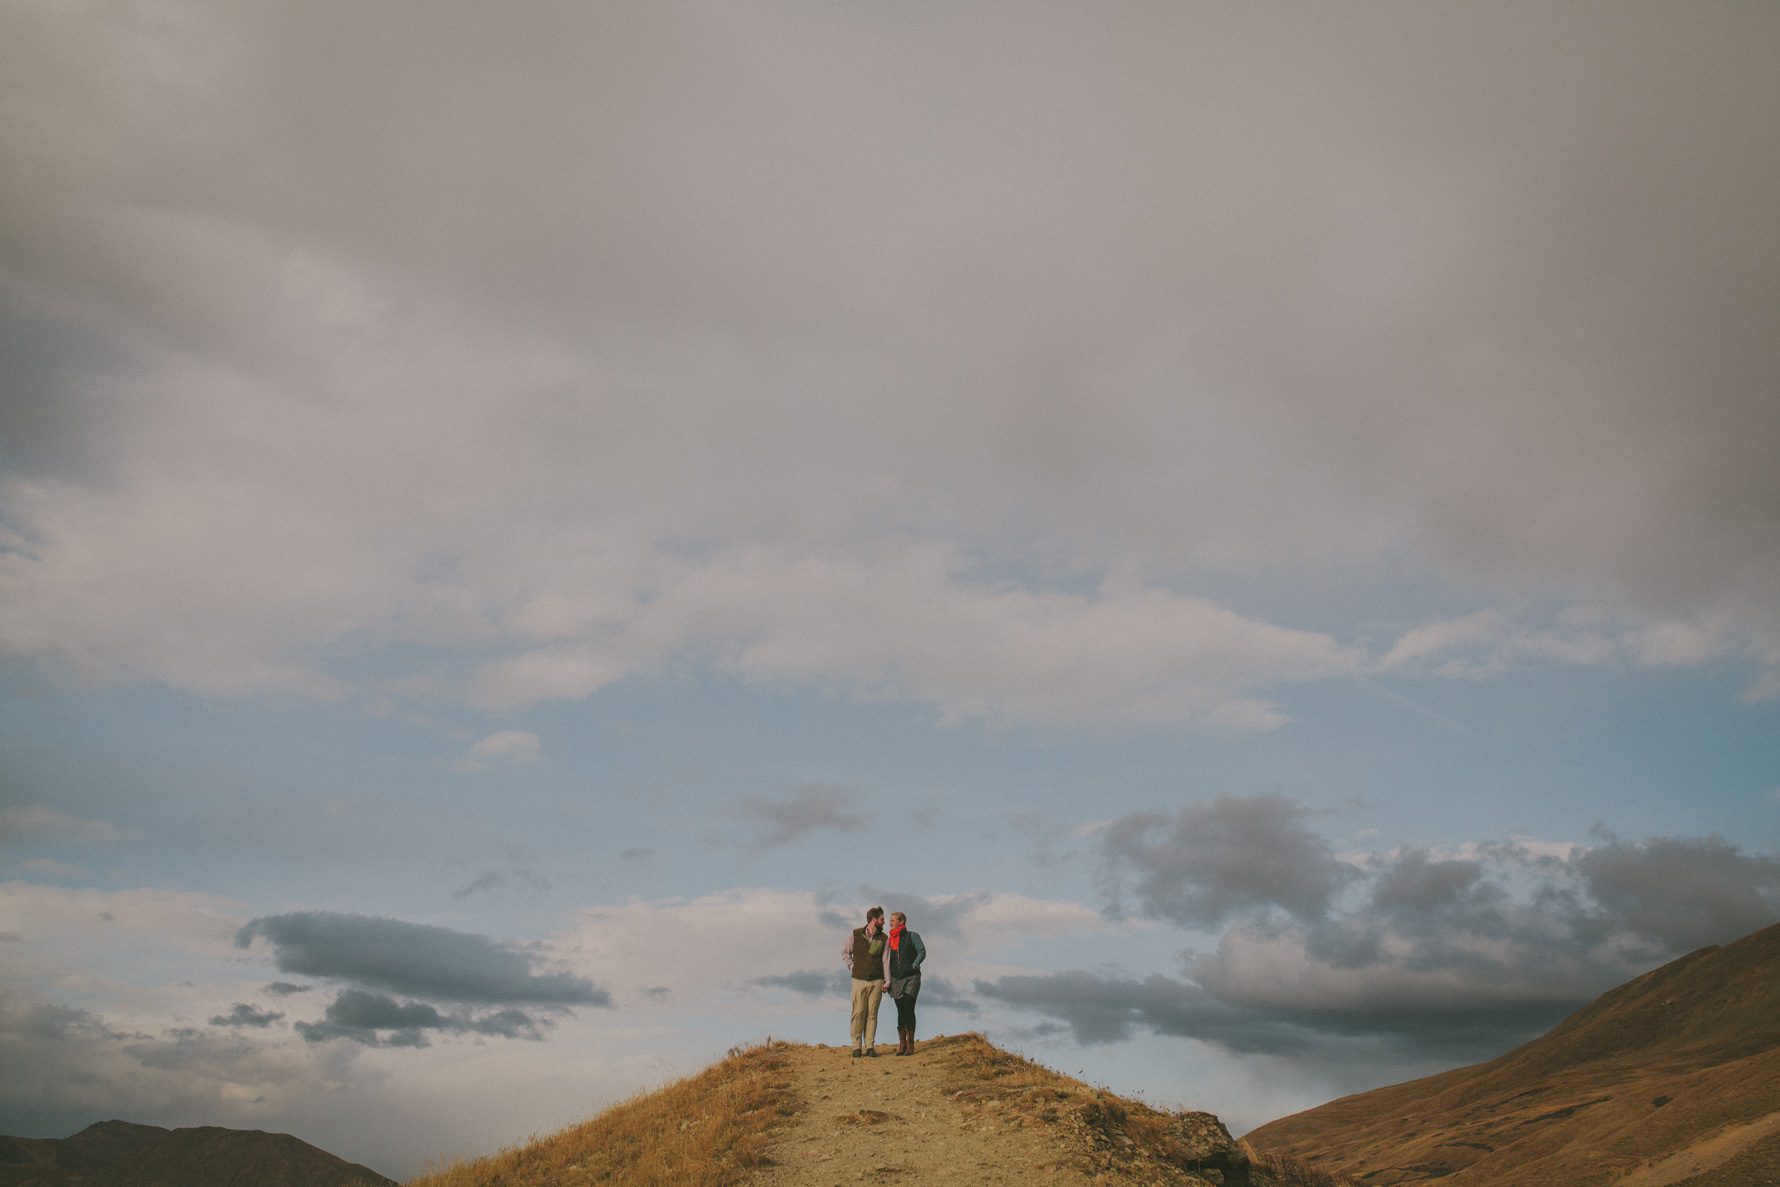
{"left": 905, "top": 1027, "right": 915, "bottom": 1056}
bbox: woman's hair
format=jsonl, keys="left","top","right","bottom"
{"left": 890, "top": 912, "right": 906, "bottom": 924}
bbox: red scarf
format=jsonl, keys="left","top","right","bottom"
{"left": 887, "top": 922, "right": 904, "bottom": 952}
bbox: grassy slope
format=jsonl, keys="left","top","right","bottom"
{"left": 407, "top": 1041, "right": 800, "bottom": 1187}
{"left": 1246, "top": 922, "right": 1780, "bottom": 1186}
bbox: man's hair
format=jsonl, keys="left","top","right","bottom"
{"left": 866, "top": 905, "right": 884, "bottom": 921}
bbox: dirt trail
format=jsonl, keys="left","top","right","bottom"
{"left": 1614, "top": 1108, "right": 1780, "bottom": 1187}
{"left": 744, "top": 1035, "right": 1087, "bottom": 1185}
{"left": 743, "top": 1034, "right": 1227, "bottom": 1187}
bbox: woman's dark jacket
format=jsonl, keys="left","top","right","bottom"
{"left": 887, "top": 930, "right": 925, "bottom": 997}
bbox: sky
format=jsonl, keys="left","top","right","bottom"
{"left": 2, "top": 1, "right": 1778, "bottom": 1178}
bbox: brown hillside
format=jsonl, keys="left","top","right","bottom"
{"left": 0, "top": 1121, "right": 395, "bottom": 1187}
{"left": 0, "top": 1121, "right": 167, "bottom": 1184}
{"left": 1245, "top": 920, "right": 1780, "bottom": 1186}
{"left": 410, "top": 1033, "right": 1352, "bottom": 1187}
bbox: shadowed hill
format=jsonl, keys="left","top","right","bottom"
{"left": 0, "top": 1120, "right": 395, "bottom": 1187}
{"left": 0, "top": 1122, "right": 166, "bottom": 1184}
{"left": 409, "top": 1033, "right": 1352, "bottom": 1187}
{"left": 1246, "top": 920, "right": 1780, "bottom": 1186}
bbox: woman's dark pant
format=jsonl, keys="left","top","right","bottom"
{"left": 894, "top": 978, "right": 920, "bottom": 1031}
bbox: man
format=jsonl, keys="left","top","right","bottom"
{"left": 842, "top": 905, "right": 889, "bottom": 1057}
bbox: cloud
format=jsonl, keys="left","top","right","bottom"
{"left": 558, "top": 886, "right": 1109, "bottom": 1016}
{"left": 468, "top": 549, "right": 1360, "bottom": 728}
{"left": 0, "top": 993, "right": 340, "bottom": 1146}
{"left": 15, "top": 857, "right": 87, "bottom": 878}
{"left": 1574, "top": 834, "right": 1780, "bottom": 953}
{"left": 853, "top": 888, "right": 989, "bottom": 938}
{"left": 456, "top": 730, "right": 542, "bottom": 772}
{"left": 1100, "top": 796, "right": 1359, "bottom": 927}
{"left": 235, "top": 911, "right": 609, "bottom": 1006}
{"left": 734, "top": 784, "right": 868, "bottom": 850}
{"left": 563, "top": 890, "right": 842, "bottom": 1008}
{"left": 985, "top": 809, "right": 1780, "bottom": 1063}
{"left": 0, "top": 806, "right": 126, "bottom": 845}
{"left": 1375, "top": 609, "right": 1748, "bottom": 684}
{"left": 0, "top": 882, "right": 245, "bottom": 993}
{"left": 447, "top": 845, "right": 552, "bottom": 901}
{"left": 750, "top": 969, "right": 850, "bottom": 998}
{"left": 6, "top": 7, "right": 1773, "bottom": 722}
{"left": 294, "top": 989, "right": 546, "bottom": 1048}
{"left": 449, "top": 867, "right": 552, "bottom": 901}
{"left": 854, "top": 887, "right": 1112, "bottom": 940}
{"left": 977, "top": 960, "right": 1577, "bottom": 1062}
{"left": 6, "top": 1001, "right": 127, "bottom": 1043}
{"left": 0, "top": 883, "right": 796, "bottom": 1176}
{"left": 210, "top": 1003, "right": 282, "bottom": 1028}
{"left": 751, "top": 967, "right": 979, "bottom": 1015}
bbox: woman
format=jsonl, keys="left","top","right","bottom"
{"left": 885, "top": 910, "right": 926, "bottom": 1056}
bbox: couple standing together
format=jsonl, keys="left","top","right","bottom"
{"left": 842, "top": 906, "right": 925, "bottom": 1057}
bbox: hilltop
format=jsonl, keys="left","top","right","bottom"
{"left": 1246, "top": 920, "right": 1780, "bottom": 1185}
{"left": 0, "top": 1119, "right": 395, "bottom": 1187}
{"left": 410, "top": 1032, "right": 1348, "bottom": 1187}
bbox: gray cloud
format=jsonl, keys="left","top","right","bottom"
{"left": 903, "top": 975, "right": 980, "bottom": 1016}
{"left": 1100, "top": 796, "right": 1358, "bottom": 927}
{"left": 752, "top": 967, "right": 980, "bottom": 1016}
{"left": 735, "top": 784, "right": 867, "bottom": 850}
{"left": 0, "top": 996, "right": 314, "bottom": 1141}
{"left": 0, "top": 805, "right": 126, "bottom": 846}
{"left": 989, "top": 810, "right": 1780, "bottom": 1063}
{"left": 450, "top": 866, "right": 552, "bottom": 901}
{"left": 2, "top": 4, "right": 1773, "bottom": 721}
{"left": 750, "top": 969, "right": 850, "bottom": 998}
{"left": 446, "top": 845, "right": 554, "bottom": 902}
{"left": 209, "top": 1003, "right": 282, "bottom": 1028}
{"left": 1370, "top": 850, "right": 1491, "bottom": 915}
{"left": 855, "top": 887, "right": 991, "bottom": 938}
{"left": 7, "top": 1001, "right": 126, "bottom": 1043}
{"left": 264, "top": 981, "right": 310, "bottom": 996}
{"left": 977, "top": 968, "right": 1572, "bottom": 1063}
{"left": 294, "top": 989, "right": 545, "bottom": 1048}
{"left": 1576, "top": 834, "right": 1780, "bottom": 953}
{"left": 236, "top": 911, "right": 609, "bottom": 1006}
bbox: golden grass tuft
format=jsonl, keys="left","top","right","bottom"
{"left": 406, "top": 1039, "right": 801, "bottom": 1187}
{"left": 1246, "top": 1151, "right": 1364, "bottom": 1187}
{"left": 930, "top": 1032, "right": 1357, "bottom": 1186}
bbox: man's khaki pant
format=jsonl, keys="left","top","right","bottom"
{"left": 849, "top": 977, "right": 884, "bottom": 1050}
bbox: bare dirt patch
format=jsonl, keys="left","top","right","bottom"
{"left": 743, "top": 1033, "right": 1260, "bottom": 1187}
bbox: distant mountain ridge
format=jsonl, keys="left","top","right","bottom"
{"left": 1246, "top": 919, "right": 1780, "bottom": 1186}
{"left": 0, "top": 1120, "right": 396, "bottom": 1187}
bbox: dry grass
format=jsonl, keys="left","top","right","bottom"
{"left": 406, "top": 1039, "right": 801, "bottom": 1187}
{"left": 1247, "top": 1151, "right": 1364, "bottom": 1187}
{"left": 930, "top": 1032, "right": 1358, "bottom": 1186}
